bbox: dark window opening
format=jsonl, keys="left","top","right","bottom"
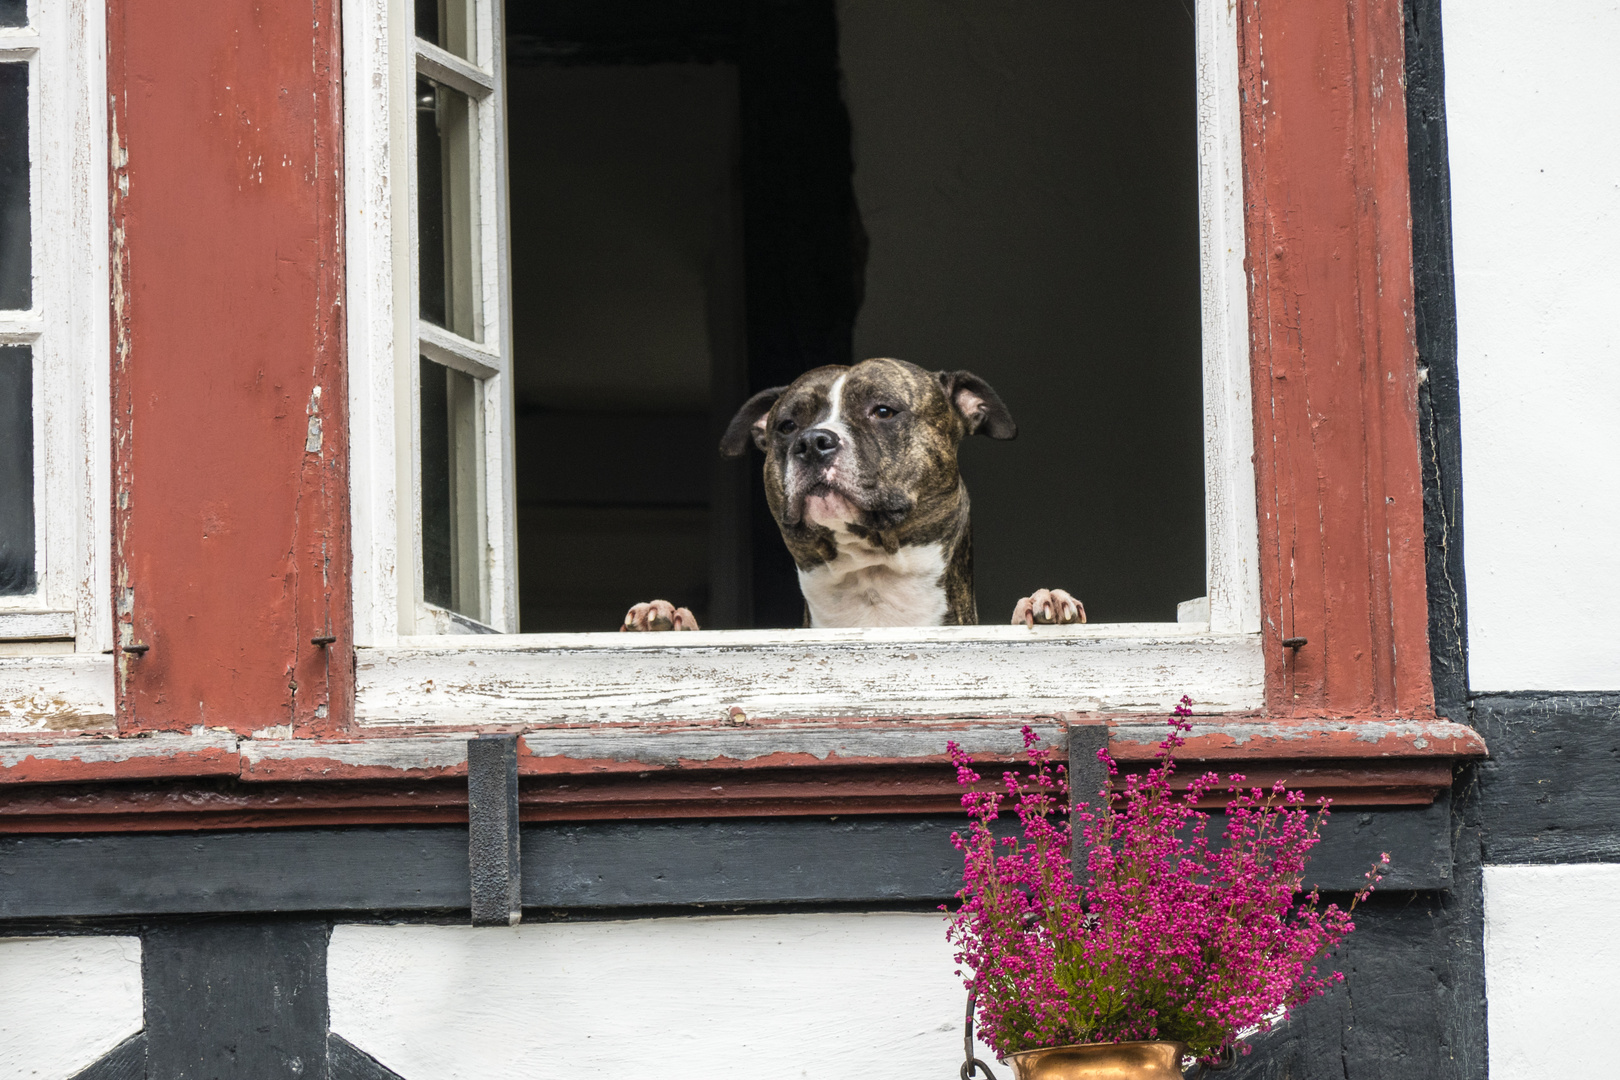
{"left": 0, "top": 344, "right": 34, "bottom": 595}
{"left": 0, "top": 60, "right": 31, "bottom": 311}
{"left": 505, "top": 0, "right": 1202, "bottom": 630}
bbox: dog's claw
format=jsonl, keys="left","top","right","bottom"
{"left": 1012, "top": 588, "right": 1085, "bottom": 627}
{"left": 621, "top": 600, "right": 700, "bottom": 632}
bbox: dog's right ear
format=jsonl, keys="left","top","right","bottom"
{"left": 938, "top": 370, "right": 1017, "bottom": 439}
{"left": 719, "top": 386, "right": 788, "bottom": 457}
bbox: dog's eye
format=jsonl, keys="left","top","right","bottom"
{"left": 777, "top": 418, "right": 798, "bottom": 435}
{"left": 871, "top": 405, "right": 898, "bottom": 420}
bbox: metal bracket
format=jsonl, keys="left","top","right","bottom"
{"left": 468, "top": 733, "right": 521, "bottom": 926}
{"left": 1066, "top": 720, "right": 1109, "bottom": 862}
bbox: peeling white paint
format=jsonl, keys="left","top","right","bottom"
{"left": 0, "top": 936, "right": 142, "bottom": 1079}
{"left": 0, "top": 727, "right": 234, "bottom": 766}
{"left": 329, "top": 914, "right": 994, "bottom": 1080}
{"left": 356, "top": 625, "right": 1265, "bottom": 727}
{"left": 0, "top": 0, "right": 113, "bottom": 667}
{"left": 240, "top": 734, "right": 468, "bottom": 770}
{"left": 0, "top": 655, "right": 116, "bottom": 732}
{"left": 522, "top": 720, "right": 1063, "bottom": 766}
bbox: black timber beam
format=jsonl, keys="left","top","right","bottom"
{"left": 0, "top": 803, "right": 1450, "bottom": 920}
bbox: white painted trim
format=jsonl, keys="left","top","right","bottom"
{"left": 0, "top": 609, "right": 73, "bottom": 639}
{"left": 0, "top": 0, "right": 112, "bottom": 729}
{"left": 342, "top": 0, "right": 1264, "bottom": 713}
{"left": 0, "top": 0, "right": 109, "bottom": 643}
{"left": 417, "top": 319, "right": 502, "bottom": 378}
{"left": 0, "top": 653, "right": 115, "bottom": 730}
{"left": 415, "top": 39, "right": 495, "bottom": 99}
{"left": 1196, "top": 0, "right": 1261, "bottom": 635}
{"left": 344, "top": 0, "right": 403, "bottom": 648}
{"left": 354, "top": 625, "right": 1263, "bottom": 726}
{"left": 347, "top": 0, "right": 517, "bottom": 641}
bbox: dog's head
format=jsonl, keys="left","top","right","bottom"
{"left": 719, "top": 358, "right": 1015, "bottom": 563}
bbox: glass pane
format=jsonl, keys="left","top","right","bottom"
{"left": 0, "top": 62, "right": 31, "bottom": 310}
{"left": 420, "top": 356, "right": 485, "bottom": 620}
{"left": 416, "top": 76, "right": 481, "bottom": 341}
{"left": 415, "top": 0, "right": 474, "bottom": 61}
{"left": 0, "top": 345, "right": 34, "bottom": 595}
{"left": 0, "top": 0, "right": 24, "bottom": 29}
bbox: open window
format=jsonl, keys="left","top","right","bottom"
{"left": 345, "top": 0, "right": 1261, "bottom": 722}
{"left": 0, "top": 0, "right": 110, "bottom": 680}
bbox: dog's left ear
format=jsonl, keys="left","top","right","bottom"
{"left": 719, "top": 386, "right": 789, "bottom": 457}
{"left": 938, "top": 371, "right": 1017, "bottom": 439}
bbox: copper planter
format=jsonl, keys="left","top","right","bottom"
{"left": 1007, "top": 1041, "right": 1189, "bottom": 1080}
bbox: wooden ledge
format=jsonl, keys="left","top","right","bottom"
{"left": 0, "top": 716, "right": 1485, "bottom": 832}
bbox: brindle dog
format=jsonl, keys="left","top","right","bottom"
{"left": 622, "top": 357, "right": 1084, "bottom": 630}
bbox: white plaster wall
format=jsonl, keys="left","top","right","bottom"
{"left": 329, "top": 912, "right": 994, "bottom": 1080}
{"left": 1483, "top": 864, "right": 1620, "bottom": 1078}
{"left": 0, "top": 936, "right": 142, "bottom": 1079}
{"left": 1444, "top": 1, "right": 1620, "bottom": 691}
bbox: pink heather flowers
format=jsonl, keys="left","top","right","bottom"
{"left": 945, "top": 697, "right": 1386, "bottom": 1062}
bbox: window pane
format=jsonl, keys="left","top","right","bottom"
{"left": 420, "top": 356, "right": 485, "bottom": 620}
{"left": 416, "top": 76, "right": 481, "bottom": 341}
{"left": 0, "top": 62, "right": 30, "bottom": 310}
{"left": 415, "top": 0, "right": 474, "bottom": 61}
{"left": 0, "top": 345, "right": 34, "bottom": 595}
{"left": 0, "top": 0, "right": 24, "bottom": 29}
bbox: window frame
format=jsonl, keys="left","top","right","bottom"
{"left": 343, "top": 0, "right": 1261, "bottom": 720}
{"left": 0, "top": 0, "right": 111, "bottom": 661}
{"left": 347, "top": 0, "right": 517, "bottom": 642}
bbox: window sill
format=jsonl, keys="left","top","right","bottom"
{"left": 355, "top": 623, "right": 1266, "bottom": 727}
{"left": 0, "top": 710, "right": 1486, "bottom": 832}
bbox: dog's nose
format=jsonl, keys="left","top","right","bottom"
{"left": 791, "top": 427, "right": 841, "bottom": 463}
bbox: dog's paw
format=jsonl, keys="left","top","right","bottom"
{"left": 621, "top": 600, "right": 700, "bottom": 632}
{"left": 1012, "top": 588, "right": 1086, "bottom": 627}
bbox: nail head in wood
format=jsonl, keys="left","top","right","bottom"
{"left": 467, "top": 733, "right": 522, "bottom": 926}
{"left": 311, "top": 635, "right": 337, "bottom": 646}
{"left": 121, "top": 643, "right": 149, "bottom": 656}
{"left": 1282, "top": 637, "right": 1308, "bottom": 650}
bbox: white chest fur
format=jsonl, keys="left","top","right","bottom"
{"left": 796, "top": 526, "right": 950, "bottom": 627}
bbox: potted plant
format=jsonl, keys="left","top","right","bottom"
{"left": 946, "top": 699, "right": 1385, "bottom": 1079}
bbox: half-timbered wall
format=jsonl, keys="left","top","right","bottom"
{"left": 7, "top": 0, "right": 1618, "bottom": 1077}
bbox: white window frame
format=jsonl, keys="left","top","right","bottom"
{"left": 0, "top": 0, "right": 113, "bottom": 729}
{"left": 344, "top": 0, "right": 1261, "bottom": 724}
{"left": 346, "top": 0, "right": 517, "bottom": 641}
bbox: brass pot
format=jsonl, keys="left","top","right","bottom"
{"left": 1007, "top": 1041, "right": 1189, "bottom": 1080}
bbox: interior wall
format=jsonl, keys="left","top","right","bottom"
{"left": 506, "top": 63, "right": 743, "bottom": 632}
{"left": 836, "top": 0, "right": 1204, "bottom": 623}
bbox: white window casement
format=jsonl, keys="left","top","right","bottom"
{"left": 344, "top": 0, "right": 1262, "bottom": 726}
{"left": 347, "top": 0, "right": 517, "bottom": 641}
{"left": 0, "top": 0, "right": 112, "bottom": 728}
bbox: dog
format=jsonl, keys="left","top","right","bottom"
{"left": 622, "top": 357, "right": 1085, "bottom": 631}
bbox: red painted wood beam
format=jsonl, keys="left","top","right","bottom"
{"left": 108, "top": 0, "right": 351, "bottom": 734}
{"left": 1239, "top": 0, "right": 1434, "bottom": 719}
{"left": 0, "top": 759, "right": 1456, "bottom": 834}
{"left": 0, "top": 715, "right": 1484, "bottom": 831}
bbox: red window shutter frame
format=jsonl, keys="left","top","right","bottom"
{"left": 1238, "top": 0, "right": 1437, "bottom": 721}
